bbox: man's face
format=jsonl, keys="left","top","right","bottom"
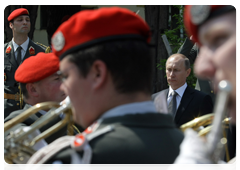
{"left": 195, "top": 12, "right": 236, "bottom": 123}
{"left": 59, "top": 57, "right": 93, "bottom": 128}
{"left": 10, "top": 15, "right": 30, "bottom": 35}
{"left": 36, "top": 73, "right": 66, "bottom": 103}
{"left": 166, "top": 55, "right": 191, "bottom": 90}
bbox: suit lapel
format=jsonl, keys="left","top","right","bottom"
{"left": 165, "top": 89, "right": 169, "bottom": 100}
{"left": 5, "top": 42, "right": 19, "bottom": 68}
{"left": 175, "top": 86, "right": 195, "bottom": 123}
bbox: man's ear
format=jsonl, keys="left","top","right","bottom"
{"left": 186, "top": 68, "right": 191, "bottom": 77}
{"left": 89, "top": 60, "right": 108, "bottom": 90}
{"left": 9, "top": 22, "right": 13, "bottom": 29}
{"left": 26, "top": 83, "right": 39, "bottom": 97}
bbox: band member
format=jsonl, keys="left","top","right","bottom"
{"left": 174, "top": 5, "right": 236, "bottom": 163}
{"left": 28, "top": 7, "right": 184, "bottom": 164}
{"left": 4, "top": 8, "right": 47, "bottom": 118}
{"left": 5, "top": 52, "right": 67, "bottom": 147}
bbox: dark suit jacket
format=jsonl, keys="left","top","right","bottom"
{"left": 4, "top": 40, "right": 46, "bottom": 118}
{"left": 152, "top": 86, "right": 213, "bottom": 127}
{"left": 46, "top": 113, "right": 184, "bottom": 164}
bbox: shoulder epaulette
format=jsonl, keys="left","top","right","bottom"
{"left": 35, "top": 42, "right": 51, "bottom": 53}
{"left": 72, "top": 125, "right": 114, "bottom": 150}
{"left": 70, "top": 125, "right": 114, "bottom": 163}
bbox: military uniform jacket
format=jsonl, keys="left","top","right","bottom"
{"left": 41, "top": 113, "right": 184, "bottom": 164}
{"left": 4, "top": 40, "right": 45, "bottom": 118}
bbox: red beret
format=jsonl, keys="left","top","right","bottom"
{"left": 15, "top": 52, "right": 59, "bottom": 83}
{"left": 51, "top": 7, "right": 151, "bottom": 60}
{"left": 184, "top": 5, "right": 235, "bottom": 45}
{"left": 8, "top": 8, "right": 29, "bottom": 21}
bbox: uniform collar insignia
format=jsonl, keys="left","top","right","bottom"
{"left": 29, "top": 46, "right": 35, "bottom": 55}
{"left": 6, "top": 45, "right": 11, "bottom": 54}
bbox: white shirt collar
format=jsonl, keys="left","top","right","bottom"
{"left": 168, "top": 82, "right": 187, "bottom": 98}
{"left": 98, "top": 101, "right": 158, "bottom": 121}
{"left": 12, "top": 37, "right": 29, "bottom": 52}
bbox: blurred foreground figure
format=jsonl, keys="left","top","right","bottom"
{"left": 174, "top": 5, "right": 236, "bottom": 164}
{"left": 28, "top": 7, "right": 184, "bottom": 164}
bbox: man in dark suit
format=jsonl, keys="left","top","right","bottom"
{"left": 27, "top": 7, "right": 184, "bottom": 164}
{"left": 4, "top": 8, "right": 47, "bottom": 118}
{"left": 4, "top": 53, "right": 67, "bottom": 150}
{"left": 153, "top": 53, "right": 213, "bottom": 127}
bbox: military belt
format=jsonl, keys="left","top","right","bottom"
{"left": 4, "top": 93, "right": 22, "bottom": 101}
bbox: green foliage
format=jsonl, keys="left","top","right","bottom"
{"left": 157, "top": 59, "right": 196, "bottom": 88}
{"left": 164, "top": 5, "right": 186, "bottom": 53}
{"left": 158, "top": 5, "right": 197, "bottom": 88}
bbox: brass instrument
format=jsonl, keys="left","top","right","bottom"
{"left": 180, "top": 80, "right": 232, "bottom": 163}
{"left": 4, "top": 98, "right": 74, "bottom": 164}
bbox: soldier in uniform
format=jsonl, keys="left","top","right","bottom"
{"left": 28, "top": 7, "right": 184, "bottom": 164}
{"left": 173, "top": 5, "right": 236, "bottom": 164}
{"left": 4, "top": 52, "right": 68, "bottom": 145}
{"left": 4, "top": 8, "right": 47, "bottom": 118}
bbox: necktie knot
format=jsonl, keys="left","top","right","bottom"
{"left": 17, "top": 46, "right": 22, "bottom": 51}
{"left": 172, "top": 91, "right": 178, "bottom": 97}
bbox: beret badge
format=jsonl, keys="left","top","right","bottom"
{"left": 191, "top": 5, "right": 211, "bottom": 25}
{"left": 52, "top": 31, "right": 65, "bottom": 52}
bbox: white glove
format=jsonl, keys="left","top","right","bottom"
{"left": 168, "top": 129, "right": 216, "bottom": 170}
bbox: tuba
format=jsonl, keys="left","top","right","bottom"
{"left": 4, "top": 97, "right": 75, "bottom": 164}
{"left": 180, "top": 80, "right": 232, "bottom": 163}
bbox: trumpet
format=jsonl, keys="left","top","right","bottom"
{"left": 4, "top": 97, "right": 74, "bottom": 164}
{"left": 180, "top": 80, "right": 232, "bottom": 163}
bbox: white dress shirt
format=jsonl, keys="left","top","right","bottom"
{"left": 12, "top": 37, "right": 29, "bottom": 60}
{"left": 167, "top": 83, "right": 187, "bottom": 110}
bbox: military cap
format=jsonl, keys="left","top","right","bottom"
{"left": 51, "top": 7, "right": 151, "bottom": 60}
{"left": 15, "top": 52, "right": 59, "bottom": 83}
{"left": 8, "top": 8, "right": 29, "bottom": 21}
{"left": 184, "top": 5, "right": 235, "bottom": 44}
